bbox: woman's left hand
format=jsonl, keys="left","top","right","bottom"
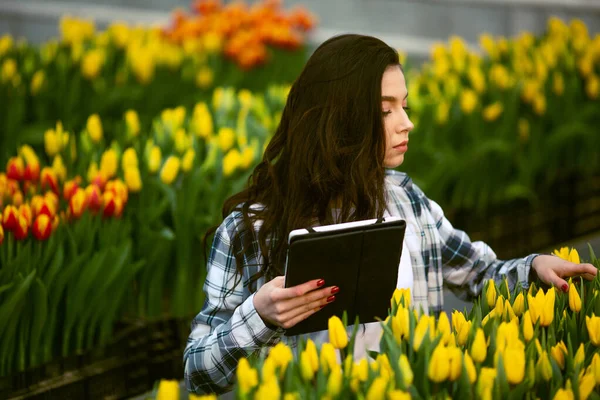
{"left": 532, "top": 254, "right": 598, "bottom": 293}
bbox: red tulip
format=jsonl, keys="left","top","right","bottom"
{"left": 33, "top": 197, "right": 55, "bottom": 219}
{"left": 85, "top": 185, "right": 102, "bottom": 213}
{"left": 2, "top": 205, "right": 18, "bottom": 231}
{"left": 102, "top": 191, "right": 123, "bottom": 218}
{"left": 18, "top": 204, "right": 32, "bottom": 227}
{"left": 6, "top": 157, "right": 24, "bottom": 181}
{"left": 40, "top": 168, "right": 59, "bottom": 194}
{"left": 68, "top": 188, "right": 87, "bottom": 219}
{"left": 33, "top": 214, "right": 52, "bottom": 240}
{"left": 91, "top": 172, "right": 107, "bottom": 190}
{"left": 23, "top": 161, "right": 40, "bottom": 182}
{"left": 105, "top": 180, "right": 128, "bottom": 205}
{"left": 63, "top": 179, "right": 79, "bottom": 201}
{"left": 14, "top": 213, "right": 28, "bottom": 240}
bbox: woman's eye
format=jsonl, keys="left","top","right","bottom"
{"left": 382, "top": 110, "right": 392, "bottom": 116}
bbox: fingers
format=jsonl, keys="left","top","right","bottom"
{"left": 272, "top": 278, "right": 326, "bottom": 301}
{"left": 278, "top": 298, "right": 332, "bottom": 329}
{"left": 273, "top": 285, "right": 337, "bottom": 315}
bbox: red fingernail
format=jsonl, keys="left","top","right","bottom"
{"left": 316, "top": 279, "right": 325, "bottom": 287}
{"left": 327, "top": 295, "right": 336, "bottom": 303}
{"left": 562, "top": 284, "right": 569, "bottom": 292}
{"left": 331, "top": 286, "right": 340, "bottom": 294}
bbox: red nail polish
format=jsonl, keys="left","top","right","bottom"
{"left": 331, "top": 286, "right": 340, "bottom": 294}
{"left": 327, "top": 295, "right": 336, "bottom": 303}
{"left": 316, "top": 279, "right": 325, "bottom": 287}
{"left": 562, "top": 284, "right": 569, "bottom": 292}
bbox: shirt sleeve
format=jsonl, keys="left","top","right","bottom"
{"left": 183, "top": 213, "right": 284, "bottom": 395}
{"left": 415, "top": 186, "right": 538, "bottom": 301}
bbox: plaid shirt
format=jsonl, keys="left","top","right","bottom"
{"left": 184, "top": 169, "right": 537, "bottom": 394}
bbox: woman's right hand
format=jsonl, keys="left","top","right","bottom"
{"left": 253, "top": 276, "right": 338, "bottom": 329}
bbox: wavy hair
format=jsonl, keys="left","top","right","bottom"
{"left": 211, "top": 34, "right": 401, "bottom": 289}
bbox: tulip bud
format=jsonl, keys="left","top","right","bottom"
{"left": 413, "top": 315, "right": 430, "bottom": 351}
{"left": 2, "top": 205, "right": 18, "bottom": 230}
{"left": 86, "top": 114, "right": 103, "bottom": 143}
{"left": 106, "top": 179, "right": 128, "bottom": 205}
{"left": 574, "top": 343, "right": 585, "bottom": 366}
{"left": 23, "top": 161, "right": 40, "bottom": 182}
{"left": 438, "top": 311, "right": 452, "bottom": 345}
{"left": 33, "top": 214, "right": 52, "bottom": 240}
{"left": 328, "top": 316, "right": 348, "bottom": 349}
{"left": 428, "top": 344, "right": 450, "bottom": 382}
{"left": 14, "top": 213, "right": 28, "bottom": 240}
{"left": 125, "top": 110, "right": 140, "bottom": 137}
{"left": 40, "top": 168, "right": 59, "bottom": 193}
{"left": 569, "top": 283, "right": 582, "bottom": 313}
{"left": 523, "top": 310, "right": 534, "bottom": 342}
{"left": 366, "top": 376, "right": 388, "bottom": 400}
{"left": 464, "top": 352, "right": 477, "bottom": 383}
{"left": 551, "top": 342, "right": 568, "bottom": 370}
{"left": 300, "top": 351, "right": 314, "bottom": 381}
{"left": 236, "top": 358, "right": 258, "bottom": 395}
{"left": 181, "top": 149, "right": 195, "bottom": 172}
{"left": 392, "top": 288, "right": 411, "bottom": 309}
{"left": 580, "top": 373, "right": 595, "bottom": 400}
{"left": 470, "top": 328, "right": 487, "bottom": 363}
{"left": 537, "top": 351, "right": 553, "bottom": 381}
{"left": 52, "top": 155, "right": 66, "bottom": 182}
{"left": 457, "top": 320, "right": 472, "bottom": 346}
{"left": 12, "top": 190, "right": 23, "bottom": 207}
{"left": 63, "top": 179, "right": 79, "bottom": 201}
{"left": 448, "top": 346, "right": 463, "bottom": 381}
{"left": 85, "top": 185, "right": 102, "bottom": 213}
{"left": 504, "top": 347, "right": 525, "bottom": 385}
{"left": 155, "top": 380, "right": 179, "bottom": 400}
{"left": 121, "top": 148, "right": 138, "bottom": 171}
{"left": 100, "top": 148, "right": 118, "bottom": 179}
{"left": 398, "top": 354, "right": 413, "bottom": 387}
{"left": 18, "top": 204, "right": 32, "bottom": 227}
{"left": 148, "top": 146, "right": 162, "bottom": 174}
{"left": 590, "top": 353, "right": 600, "bottom": 385}
{"left": 512, "top": 292, "right": 525, "bottom": 317}
{"left": 319, "top": 342, "right": 337, "bottom": 374}
{"left": 326, "top": 365, "right": 343, "bottom": 397}
{"left": 160, "top": 156, "right": 180, "bottom": 185}
{"left": 68, "top": 188, "right": 87, "bottom": 219}
{"left": 486, "top": 280, "right": 497, "bottom": 307}
{"left": 6, "top": 157, "right": 24, "bottom": 181}
{"left": 124, "top": 168, "right": 142, "bottom": 193}
{"left": 102, "top": 191, "right": 123, "bottom": 218}
{"left": 0, "top": 223, "right": 4, "bottom": 245}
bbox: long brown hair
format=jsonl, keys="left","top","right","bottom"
{"left": 209, "top": 34, "right": 401, "bottom": 289}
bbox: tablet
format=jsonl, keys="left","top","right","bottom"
{"left": 283, "top": 217, "right": 406, "bottom": 336}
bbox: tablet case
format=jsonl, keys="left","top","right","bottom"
{"left": 283, "top": 218, "right": 406, "bottom": 336}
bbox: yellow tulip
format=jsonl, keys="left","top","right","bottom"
{"left": 160, "top": 156, "right": 180, "bottom": 185}
{"left": 522, "top": 309, "right": 534, "bottom": 342}
{"left": 304, "top": 339, "right": 319, "bottom": 373}
{"left": 553, "top": 72, "right": 565, "bottom": 96}
{"left": 518, "top": 118, "right": 530, "bottom": 143}
{"left": 391, "top": 288, "right": 411, "bottom": 308}
{"left": 236, "top": 358, "right": 258, "bottom": 394}
{"left": 398, "top": 354, "right": 413, "bottom": 387}
{"left": 460, "top": 89, "right": 478, "bottom": 114}
{"left": 586, "top": 75, "right": 599, "bottom": 100}
{"left": 148, "top": 146, "right": 162, "bottom": 174}
{"left": 100, "top": 148, "right": 118, "bottom": 179}
{"left": 366, "top": 376, "right": 388, "bottom": 400}
{"left": 574, "top": 343, "right": 585, "bottom": 366}
{"left": 182, "top": 149, "right": 196, "bottom": 173}
{"left": 217, "top": 127, "right": 235, "bottom": 152}
{"left": 503, "top": 347, "right": 525, "bottom": 385}
{"left": 464, "top": 352, "right": 477, "bottom": 383}
{"left": 553, "top": 388, "right": 575, "bottom": 400}
{"left": 551, "top": 342, "right": 568, "bottom": 370}
{"left": 0, "top": 35, "right": 13, "bottom": 57}
{"left": 436, "top": 101, "right": 450, "bottom": 125}
{"left": 413, "top": 315, "right": 431, "bottom": 351}
{"left": 528, "top": 288, "right": 555, "bottom": 327}
{"left": 452, "top": 310, "right": 467, "bottom": 333}
{"left": 1, "top": 58, "right": 16, "bottom": 83}
{"left": 428, "top": 344, "right": 450, "bottom": 383}
{"left": 486, "top": 280, "right": 497, "bottom": 307}
{"left": 192, "top": 102, "right": 214, "bottom": 139}
{"left": 448, "top": 346, "right": 463, "bottom": 381}
{"left": 479, "top": 33, "right": 498, "bottom": 59}
{"left": 81, "top": 49, "right": 104, "bottom": 79}
{"left": 533, "top": 94, "right": 547, "bottom": 116}
{"left": 300, "top": 351, "right": 314, "bottom": 381}
{"left": 569, "top": 283, "right": 582, "bottom": 313}
{"left": 482, "top": 102, "right": 503, "bottom": 122}
{"left": 537, "top": 351, "right": 553, "bottom": 381}
{"left": 269, "top": 342, "right": 293, "bottom": 374}
{"left": 553, "top": 247, "right": 580, "bottom": 263}
{"left": 437, "top": 311, "right": 452, "bottom": 345}
{"left": 174, "top": 128, "right": 190, "bottom": 154}
{"left": 512, "top": 292, "right": 525, "bottom": 317}
{"left": 494, "top": 296, "right": 504, "bottom": 317}
{"left": 328, "top": 316, "right": 348, "bottom": 349}
{"left": 468, "top": 67, "right": 486, "bottom": 93}
{"left": 195, "top": 66, "right": 214, "bottom": 89}
{"left": 282, "top": 393, "right": 299, "bottom": 400}
{"left": 223, "top": 149, "right": 242, "bottom": 177}
{"left": 122, "top": 148, "right": 138, "bottom": 170}
{"left": 30, "top": 70, "right": 45, "bottom": 95}
{"left": 388, "top": 390, "right": 411, "bottom": 400}
{"left": 353, "top": 358, "right": 369, "bottom": 382}
{"left": 457, "top": 320, "right": 472, "bottom": 346}
{"left": 189, "top": 394, "right": 216, "bottom": 400}
{"left": 580, "top": 373, "right": 595, "bottom": 400}
{"left": 156, "top": 379, "right": 179, "bottom": 400}
{"left": 590, "top": 353, "right": 600, "bottom": 384}
{"left": 44, "top": 129, "right": 60, "bottom": 157}
{"left": 124, "top": 167, "right": 142, "bottom": 193}
{"left": 391, "top": 308, "right": 410, "bottom": 342}
{"left": 470, "top": 329, "right": 487, "bottom": 363}
{"left": 326, "top": 365, "right": 343, "bottom": 397}
{"left": 586, "top": 315, "right": 600, "bottom": 346}
{"left": 319, "top": 342, "right": 338, "bottom": 373}
{"left": 375, "top": 354, "right": 394, "bottom": 380}
{"left": 254, "top": 377, "right": 280, "bottom": 400}
{"left": 125, "top": 109, "right": 140, "bottom": 137}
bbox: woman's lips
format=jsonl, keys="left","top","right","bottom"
{"left": 393, "top": 141, "right": 408, "bottom": 151}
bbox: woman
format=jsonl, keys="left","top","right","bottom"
{"left": 184, "top": 34, "right": 596, "bottom": 394}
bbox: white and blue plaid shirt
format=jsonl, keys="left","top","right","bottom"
{"left": 184, "top": 169, "right": 537, "bottom": 394}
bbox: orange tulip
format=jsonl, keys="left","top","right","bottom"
{"left": 33, "top": 214, "right": 52, "bottom": 240}
{"left": 85, "top": 185, "right": 102, "bottom": 213}
{"left": 14, "top": 213, "right": 29, "bottom": 240}
{"left": 68, "top": 188, "right": 87, "bottom": 219}
{"left": 12, "top": 190, "right": 23, "bottom": 207}
{"left": 2, "top": 205, "right": 18, "bottom": 230}
{"left": 6, "top": 157, "right": 24, "bottom": 181}
{"left": 0, "top": 223, "right": 4, "bottom": 245}
{"left": 40, "top": 167, "right": 59, "bottom": 193}
{"left": 105, "top": 179, "right": 128, "bottom": 205}
{"left": 23, "top": 161, "right": 40, "bottom": 182}
{"left": 44, "top": 191, "right": 59, "bottom": 211}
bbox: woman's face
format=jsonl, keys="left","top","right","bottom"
{"left": 381, "top": 65, "right": 414, "bottom": 168}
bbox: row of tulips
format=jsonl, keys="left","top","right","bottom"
{"left": 0, "top": 0, "right": 311, "bottom": 166}
{"left": 402, "top": 17, "right": 600, "bottom": 213}
{"left": 0, "top": 85, "right": 287, "bottom": 376}
{"left": 226, "top": 247, "right": 600, "bottom": 399}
